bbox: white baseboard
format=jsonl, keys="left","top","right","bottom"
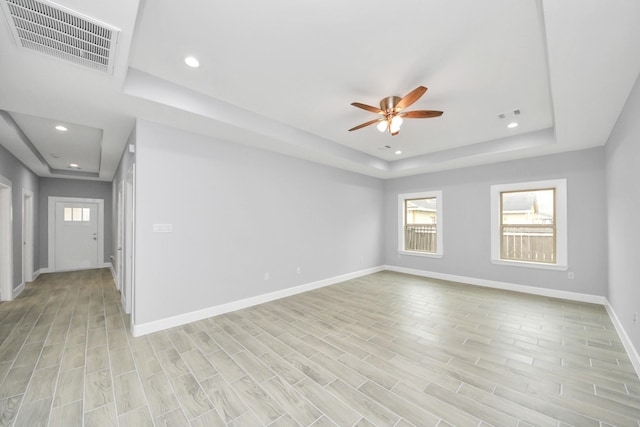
{"left": 384, "top": 265, "right": 607, "bottom": 305}
{"left": 108, "top": 263, "right": 117, "bottom": 283}
{"left": 13, "top": 282, "right": 25, "bottom": 299}
{"left": 38, "top": 263, "right": 112, "bottom": 275}
{"left": 604, "top": 300, "right": 640, "bottom": 379}
{"left": 132, "top": 265, "right": 385, "bottom": 337}
{"left": 32, "top": 269, "right": 41, "bottom": 281}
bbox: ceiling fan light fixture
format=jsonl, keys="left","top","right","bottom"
{"left": 348, "top": 86, "right": 442, "bottom": 135}
{"left": 389, "top": 116, "right": 402, "bottom": 134}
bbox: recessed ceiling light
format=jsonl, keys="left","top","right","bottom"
{"left": 55, "top": 125, "right": 68, "bottom": 131}
{"left": 395, "top": 150, "right": 402, "bottom": 155}
{"left": 507, "top": 122, "right": 518, "bottom": 129}
{"left": 69, "top": 163, "right": 80, "bottom": 168}
{"left": 184, "top": 56, "right": 200, "bottom": 68}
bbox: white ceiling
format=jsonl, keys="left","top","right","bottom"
{"left": 0, "top": 0, "right": 639, "bottom": 181}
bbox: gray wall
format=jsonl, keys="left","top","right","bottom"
{"left": 384, "top": 147, "right": 608, "bottom": 297}
{"left": 39, "top": 177, "right": 113, "bottom": 267}
{"left": 134, "top": 120, "right": 384, "bottom": 325}
{"left": 606, "top": 73, "right": 640, "bottom": 352}
{"left": 0, "top": 144, "right": 39, "bottom": 289}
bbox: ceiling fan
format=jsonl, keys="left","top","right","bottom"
{"left": 348, "top": 86, "right": 443, "bottom": 136}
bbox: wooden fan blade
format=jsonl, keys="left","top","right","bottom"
{"left": 399, "top": 110, "right": 443, "bottom": 119}
{"left": 351, "top": 102, "right": 384, "bottom": 114}
{"left": 395, "top": 86, "right": 427, "bottom": 111}
{"left": 348, "top": 118, "right": 383, "bottom": 131}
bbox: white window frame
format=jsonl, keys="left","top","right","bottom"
{"left": 490, "top": 179, "right": 567, "bottom": 270}
{"left": 398, "top": 190, "right": 443, "bottom": 258}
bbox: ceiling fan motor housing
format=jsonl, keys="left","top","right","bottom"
{"left": 381, "top": 96, "right": 402, "bottom": 113}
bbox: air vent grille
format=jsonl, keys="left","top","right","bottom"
{"left": 1, "top": 0, "right": 119, "bottom": 73}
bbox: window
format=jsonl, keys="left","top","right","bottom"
{"left": 398, "top": 191, "right": 443, "bottom": 257}
{"left": 63, "top": 207, "right": 91, "bottom": 222}
{"left": 501, "top": 189, "right": 555, "bottom": 263}
{"left": 491, "top": 180, "right": 567, "bottom": 270}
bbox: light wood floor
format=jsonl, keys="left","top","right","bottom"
{"left": 0, "top": 269, "right": 639, "bottom": 427}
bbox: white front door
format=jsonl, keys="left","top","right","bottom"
{"left": 55, "top": 201, "right": 99, "bottom": 271}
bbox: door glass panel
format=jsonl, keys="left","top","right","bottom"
{"left": 72, "top": 208, "right": 82, "bottom": 221}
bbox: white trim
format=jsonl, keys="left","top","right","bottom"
{"left": 397, "top": 251, "right": 443, "bottom": 259}
{"left": 384, "top": 265, "right": 606, "bottom": 305}
{"left": 398, "top": 190, "right": 443, "bottom": 257}
{"left": 124, "top": 163, "right": 135, "bottom": 321}
{"left": 12, "top": 282, "right": 24, "bottom": 299}
{"left": 132, "top": 266, "right": 385, "bottom": 337}
{"left": 32, "top": 269, "right": 41, "bottom": 281}
{"left": 48, "top": 196, "right": 105, "bottom": 272}
{"left": 0, "top": 175, "right": 13, "bottom": 302}
{"left": 490, "top": 179, "right": 568, "bottom": 269}
{"left": 115, "top": 181, "right": 124, "bottom": 292}
{"left": 38, "top": 264, "right": 111, "bottom": 274}
{"left": 604, "top": 300, "right": 640, "bottom": 379}
{"left": 490, "top": 259, "right": 568, "bottom": 271}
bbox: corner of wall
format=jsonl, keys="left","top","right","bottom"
{"left": 604, "top": 300, "right": 640, "bottom": 379}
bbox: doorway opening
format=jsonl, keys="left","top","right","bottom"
{"left": 22, "top": 190, "right": 34, "bottom": 284}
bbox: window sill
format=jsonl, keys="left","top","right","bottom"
{"left": 491, "top": 258, "right": 568, "bottom": 271}
{"left": 398, "top": 250, "right": 443, "bottom": 259}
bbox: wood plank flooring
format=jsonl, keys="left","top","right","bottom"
{"left": 0, "top": 268, "right": 638, "bottom": 426}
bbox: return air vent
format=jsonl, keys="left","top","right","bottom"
{"left": 0, "top": 0, "right": 120, "bottom": 73}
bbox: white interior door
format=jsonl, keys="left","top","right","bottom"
{"left": 22, "top": 191, "right": 34, "bottom": 283}
{"left": 116, "top": 182, "right": 124, "bottom": 291}
{"left": 55, "top": 201, "right": 99, "bottom": 271}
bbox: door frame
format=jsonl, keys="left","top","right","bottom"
{"left": 22, "top": 189, "right": 34, "bottom": 284}
{"left": 48, "top": 196, "right": 104, "bottom": 272}
{"left": 123, "top": 165, "right": 135, "bottom": 317}
{"left": 0, "top": 175, "right": 13, "bottom": 301}
{"left": 116, "top": 181, "right": 124, "bottom": 291}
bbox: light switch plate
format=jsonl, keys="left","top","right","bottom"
{"left": 152, "top": 224, "right": 172, "bottom": 233}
